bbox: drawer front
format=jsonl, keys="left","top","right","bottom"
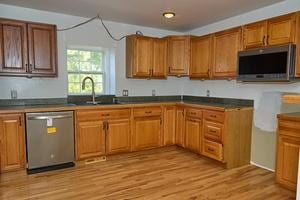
{"left": 186, "top": 108, "right": 202, "bottom": 119}
{"left": 204, "top": 121, "right": 223, "bottom": 142}
{"left": 279, "top": 120, "right": 300, "bottom": 135}
{"left": 202, "top": 140, "right": 223, "bottom": 162}
{"left": 77, "top": 109, "right": 131, "bottom": 121}
{"left": 133, "top": 107, "right": 162, "bottom": 117}
{"left": 203, "top": 110, "right": 224, "bottom": 123}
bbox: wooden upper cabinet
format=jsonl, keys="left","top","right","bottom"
{"left": 0, "top": 19, "right": 28, "bottom": 74}
{"left": 243, "top": 21, "right": 267, "bottom": 49}
{"left": 167, "top": 36, "right": 190, "bottom": 76}
{"left": 243, "top": 13, "right": 297, "bottom": 49}
{"left": 212, "top": 28, "right": 242, "bottom": 78}
{"left": 190, "top": 35, "right": 213, "bottom": 79}
{"left": 152, "top": 38, "right": 167, "bottom": 78}
{"left": 0, "top": 18, "right": 57, "bottom": 77}
{"left": 27, "top": 23, "right": 57, "bottom": 76}
{"left": 267, "top": 13, "right": 296, "bottom": 46}
{"left": 0, "top": 114, "right": 25, "bottom": 172}
{"left": 126, "top": 35, "right": 167, "bottom": 79}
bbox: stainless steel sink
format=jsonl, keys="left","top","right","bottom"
{"left": 74, "top": 101, "right": 123, "bottom": 106}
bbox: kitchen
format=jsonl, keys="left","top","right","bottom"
{"left": 0, "top": 0, "right": 300, "bottom": 199}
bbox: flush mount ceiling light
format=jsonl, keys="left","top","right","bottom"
{"left": 163, "top": 12, "right": 175, "bottom": 19}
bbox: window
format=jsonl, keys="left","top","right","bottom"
{"left": 67, "top": 48, "right": 105, "bottom": 95}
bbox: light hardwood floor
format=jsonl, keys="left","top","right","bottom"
{"left": 0, "top": 147, "right": 296, "bottom": 200}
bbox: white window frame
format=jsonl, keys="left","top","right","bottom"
{"left": 67, "top": 46, "right": 109, "bottom": 95}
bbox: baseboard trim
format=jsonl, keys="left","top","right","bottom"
{"left": 250, "top": 161, "right": 275, "bottom": 172}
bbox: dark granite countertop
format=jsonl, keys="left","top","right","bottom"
{"left": 0, "top": 95, "right": 254, "bottom": 113}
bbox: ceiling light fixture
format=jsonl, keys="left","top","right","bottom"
{"left": 163, "top": 12, "right": 175, "bottom": 19}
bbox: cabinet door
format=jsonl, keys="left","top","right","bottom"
{"left": 168, "top": 36, "right": 190, "bottom": 76}
{"left": 163, "top": 106, "right": 176, "bottom": 146}
{"left": 276, "top": 135, "right": 300, "bottom": 191}
{"left": 267, "top": 13, "right": 296, "bottom": 46}
{"left": 133, "top": 36, "right": 153, "bottom": 77}
{"left": 152, "top": 38, "right": 167, "bottom": 78}
{"left": 0, "top": 114, "right": 25, "bottom": 172}
{"left": 106, "top": 119, "right": 131, "bottom": 154}
{"left": 185, "top": 118, "right": 201, "bottom": 153}
{"left": 190, "top": 35, "right": 212, "bottom": 78}
{"left": 0, "top": 19, "right": 28, "bottom": 74}
{"left": 76, "top": 120, "right": 105, "bottom": 160}
{"left": 27, "top": 23, "right": 57, "bottom": 76}
{"left": 133, "top": 116, "right": 162, "bottom": 151}
{"left": 175, "top": 107, "right": 185, "bottom": 147}
{"left": 243, "top": 21, "right": 267, "bottom": 49}
{"left": 212, "top": 28, "right": 242, "bottom": 78}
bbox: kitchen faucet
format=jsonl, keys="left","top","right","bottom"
{"left": 82, "top": 76, "right": 97, "bottom": 104}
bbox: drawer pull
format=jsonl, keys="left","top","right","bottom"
{"left": 145, "top": 111, "right": 152, "bottom": 114}
{"left": 101, "top": 114, "right": 110, "bottom": 117}
{"left": 210, "top": 115, "right": 217, "bottom": 118}
{"left": 190, "top": 112, "right": 196, "bottom": 115}
{"left": 207, "top": 148, "right": 215, "bottom": 152}
{"left": 209, "top": 130, "right": 217, "bottom": 133}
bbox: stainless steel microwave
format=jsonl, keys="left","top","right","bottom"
{"left": 237, "top": 44, "right": 297, "bottom": 82}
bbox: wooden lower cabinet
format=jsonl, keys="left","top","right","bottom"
{"left": 163, "top": 106, "right": 176, "bottom": 146}
{"left": 185, "top": 117, "right": 201, "bottom": 153}
{"left": 132, "top": 116, "right": 162, "bottom": 151}
{"left": 76, "top": 120, "right": 106, "bottom": 160}
{"left": 106, "top": 119, "right": 131, "bottom": 154}
{"left": 175, "top": 106, "right": 185, "bottom": 147}
{"left": 0, "top": 114, "right": 25, "bottom": 172}
{"left": 276, "top": 116, "right": 300, "bottom": 191}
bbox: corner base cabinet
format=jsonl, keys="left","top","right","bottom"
{"left": 0, "top": 114, "right": 26, "bottom": 172}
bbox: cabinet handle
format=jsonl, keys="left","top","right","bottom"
{"left": 19, "top": 116, "right": 22, "bottom": 126}
{"left": 210, "top": 115, "right": 217, "bottom": 118}
{"left": 169, "top": 67, "right": 171, "bottom": 73}
{"left": 151, "top": 69, "right": 154, "bottom": 77}
{"left": 190, "top": 112, "right": 196, "bottom": 115}
{"left": 107, "top": 122, "right": 109, "bottom": 131}
{"left": 103, "top": 121, "right": 106, "bottom": 130}
{"left": 209, "top": 130, "right": 217, "bottom": 133}
{"left": 145, "top": 111, "right": 152, "bottom": 114}
{"left": 262, "top": 35, "right": 266, "bottom": 45}
{"left": 28, "top": 64, "right": 33, "bottom": 72}
{"left": 266, "top": 35, "right": 269, "bottom": 45}
{"left": 101, "top": 113, "right": 110, "bottom": 117}
{"left": 207, "top": 147, "right": 215, "bottom": 152}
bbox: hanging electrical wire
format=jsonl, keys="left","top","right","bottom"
{"left": 57, "top": 14, "right": 143, "bottom": 41}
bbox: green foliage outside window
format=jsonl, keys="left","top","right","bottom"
{"left": 67, "top": 49, "right": 104, "bottom": 94}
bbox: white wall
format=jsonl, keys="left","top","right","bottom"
{"left": 0, "top": 4, "right": 183, "bottom": 99}
{"left": 185, "top": 0, "right": 300, "bottom": 170}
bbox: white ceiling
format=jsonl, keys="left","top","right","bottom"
{"left": 0, "top": 0, "right": 284, "bottom": 31}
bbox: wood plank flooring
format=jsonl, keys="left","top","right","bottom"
{"left": 0, "top": 147, "right": 296, "bottom": 200}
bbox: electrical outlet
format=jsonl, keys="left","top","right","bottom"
{"left": 11, "top": 90, "right": 18, "bottom": 99}
{"left": 122, "top": 90, "right": 129, "bottom": 96}
{"left": 152, "top": 89, "right": 156, "bottom": 96}
{"left": 206, "top": 90, "right": 210, "bottom": 97}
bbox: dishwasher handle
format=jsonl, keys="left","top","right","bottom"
{"left": 27, "top": 115, "right": 73, "bottom": 120}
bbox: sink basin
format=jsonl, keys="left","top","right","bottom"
{"left": 74, "top": 101, "right": 123, "bottom": 106}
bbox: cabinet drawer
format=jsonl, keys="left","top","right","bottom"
{"left": 186, "top": 108, "right": 202, "bottom": 119}
{"left": 133, "top": 107, "right": 162, "bottom": 117}
{"left": 279, "top": 120, "right": 300, "bottom": 134}
{"left": 202, "top": 140, "right": 223, "bottom": 162}
{"left": 203, "top": 110, "right": 224, "bottom": 123}
{"left": 204, "top": 121, "right": 223, "bottom": 142}
{"left": 77, "top": 109, "right": 131, "bottom": 121}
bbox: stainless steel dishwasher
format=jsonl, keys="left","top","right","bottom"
{"left": 26, "top": 111, "right": 75, "bottom": 174}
